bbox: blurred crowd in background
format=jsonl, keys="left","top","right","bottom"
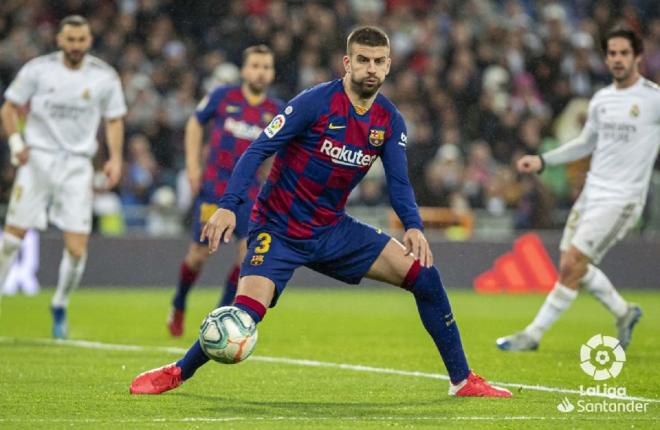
{"left": 0, "top": 0, "right": 659, "bottom": 236}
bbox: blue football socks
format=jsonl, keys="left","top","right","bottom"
{"left": 172, "top": 262, "right": 199, "bottom": 311}
{"left": 405, "top": 261, "right": 470, "bottom": 384}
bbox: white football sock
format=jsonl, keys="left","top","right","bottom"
{"left": 0, "top": 232, "right": 22, "bottom": 295}
{"left": 525, "top": 283, "right": 578, "bottom": 342}
{"left": 582, "top": 264, "right": 628, "bottom": 318}
{"left": 51, "top": 250, "right": 87, "bottom": 308}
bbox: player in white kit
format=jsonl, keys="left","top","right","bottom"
{"left": 497, "top": 28, "right": 660, "bottom": 351}
{"left": 0, "top": 16, "right": 126, "bottom": 338}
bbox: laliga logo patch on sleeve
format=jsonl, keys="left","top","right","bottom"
{"left": 196, "top": 95, "right": 209, "bottom": 110}
{"left": 264, "top": 114, "right": 286, "bottom": 138}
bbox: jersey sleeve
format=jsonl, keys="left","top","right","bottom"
{"left": 217, "top": 88, "right": 318, "bottom": 212}
{"left": 194, "top": 87, "right": 226, "bottom": 124}
{"left": 4, "top": 61, "right": 38, "bottom": 105}
{"left": 381, "top": 112, "right": 424, "bottom": 231}
{"left": 101, "top": 72, "right": 127, "bottom": 119}
{"left": 542, "top": 97, "right": 598, "bottom": 166}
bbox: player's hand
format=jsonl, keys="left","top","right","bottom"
{"left": 200, "top": 208, "right": 236, "bottom": 253}
{"left": 103, "top": 157, "right": 123, "bottom": 189}
{"left": 187, "top": 165, "right": 202, "bottom": 196}
{"left": 403, "top": 228, "right": 433, "bottom": 268}
{"left": 13, "top": 147, "right": 29, "bottom": 166}
{"left": 8, "top": 133, "right": 29, "bottom": 166}
{"left": 516, "top": 155, "right": 543, "bottom": 173}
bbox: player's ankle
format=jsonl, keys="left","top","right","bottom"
{"left": 524, "top": 325, "right": 543, "bottom": 342}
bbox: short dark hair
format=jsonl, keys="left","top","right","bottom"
{"left": 242, "top": 44, "right": 274, "bottom": 66}
{"left": 346, "top": 26, "right": 390, "bottom": 54}
{"left": 58, "top": 15, "right": 89, "bottom": 32}
{"left": 601, "top": 27, "right": 643, "bottom": 56}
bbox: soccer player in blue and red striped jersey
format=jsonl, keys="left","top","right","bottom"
{"left": 132, "top": 27, "right": 511, "bottom": 398}
{"left": 166, "top": 45, "right": 282, "bottom": 337}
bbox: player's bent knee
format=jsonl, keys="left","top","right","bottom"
{"left": 64, "top": 242, "right": 88, "bottom": 260}
{"left": 4, "top": 225, "right": 28, "bottom": 240}
{"left": 187, "top": 244, "right": 210, "bottom": 268}
{"left": 559, "top": 256, "right": 588, "bottom": 286}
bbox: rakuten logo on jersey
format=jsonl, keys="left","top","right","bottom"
{"left": 320, "top": 139, "right": 377, "bottom": 167}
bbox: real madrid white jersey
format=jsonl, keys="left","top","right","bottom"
{"left": 545, "top": 77, "right": 660, "bottom": 202}
{"left": 4, "top": 52, "right": 126, "bottom": 157}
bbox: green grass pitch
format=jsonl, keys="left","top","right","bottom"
{"left": 0, "top": 286, "right": 658, "bottom": 429}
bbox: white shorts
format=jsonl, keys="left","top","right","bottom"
{"left": 560, "top": 192, "right": 642, "bottom": 264}
{"left": 6, "top": 149, "right": 94, "bottom": 234}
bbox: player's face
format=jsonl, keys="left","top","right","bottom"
{"left": 57, "top": 24, "right": 92, "bottom": 66}
{"left": 241, "top": 53, "right": 275, "bottom": 94}
{"left": 605, "top": 37, "right": 640, "bottom": 83}
{"left": 344, "top": 44, "right": 391, "bottom": 98}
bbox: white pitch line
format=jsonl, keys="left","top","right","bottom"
{"left": 1, "top": 336, "right": 658, "bottom": 404}
{"left": 0, "top": 416, "right": 656, "bottom": 424}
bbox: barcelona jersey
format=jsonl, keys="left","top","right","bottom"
{"left": 192, "top": 84, "right": 281, "bottom": 240}
{"left": 218, "top": 79, "right": 422, "bottom": 239}
{"left": 196, "top": 84, "right": 282, "bottom": 203}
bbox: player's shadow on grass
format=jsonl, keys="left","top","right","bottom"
{"left": 176, "top": 393, "right": 449, "bottom": 415}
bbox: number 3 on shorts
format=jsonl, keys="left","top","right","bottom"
{"left": 255, "top": 233, "right": 272, "bottom": 254}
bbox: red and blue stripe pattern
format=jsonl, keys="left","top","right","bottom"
{"left": 196, "top": 85, "right": 282, "bottom": 202}
{"left": 220, "top": 79, "right": 423, "bottom": 239}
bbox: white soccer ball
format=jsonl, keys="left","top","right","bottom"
{"left": 198, "top": 306, "right": 258, "bottom": 364}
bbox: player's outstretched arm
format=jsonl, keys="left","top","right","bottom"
{"left": 201, "top": 208, "right": 237, "bottom": 253}
{"left": 403, "top": 228, "right": 433, "bottom": 268}
{"left": 516, "top": 155, "right": 543, "bottom": 173}
{"left": 380, "top": 115, "right": 423, "bottom": 224}
{"left": 103, "top": 117, "right": 124, "bottom": 189}
{"left": 184, "top": 116, "right": 204, "bottom": 196}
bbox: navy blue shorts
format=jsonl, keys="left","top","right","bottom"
{"left": 240, "top": 215, "right": 391, "bottom": 307}
{"left": 192, "top": 195, "right": 252, "bottom": 243}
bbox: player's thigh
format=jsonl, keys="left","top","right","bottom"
{"left": 192, "top": 197, "right": 252, "bottom": 245}
{"left": 571, "top": 201, "right": 641, "bottom": 264}
{"left": 235, "top": 238, "right": 248, "bottom": 264}
{"left": 185, "top": 241, "right": 211, "bottom": 268}
{"left": 191, "top": 197, "right": 218, "bottom": 245}
{"left": 5, "top": 150, "right": 53, "bottom": 231}
{"left": 365, "top": 238, "right": 416, "bottom": 287}
{"left": 50, "top": 156, "right": 94, "bottom": 234}
{"left": 307, "top": 216, "right": 391, "bottom": 286}
{"left": 236, "top": 275, "right": 276, "bottom": 309}
{"left": 558, "top": 246, "right": 590, "bottom": 287}
{"left": 240, "top": 229, "right": 308, "bottom": 307}
{"left": 559, "top": 193, "right": 586, "bottom": 255}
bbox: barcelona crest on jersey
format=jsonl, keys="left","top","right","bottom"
{"left": 368, "top": 128, "right": 385, "bottom": 147}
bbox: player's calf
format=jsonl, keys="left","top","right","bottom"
{"left": 403, "top": 260, "right": 470, "bottom": 384}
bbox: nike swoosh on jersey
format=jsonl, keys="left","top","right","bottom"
{"left": 328, "top": 123, "right": 346, "bottom": 129}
